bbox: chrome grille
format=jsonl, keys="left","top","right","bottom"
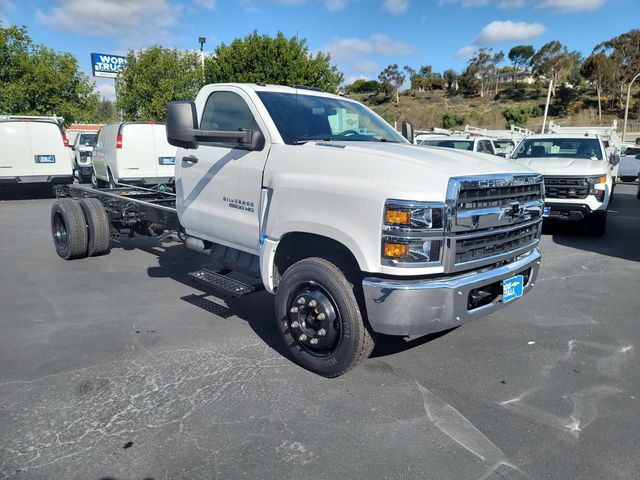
{"left": 454, "top": 222, "right": 540, "bottom": 264}
{"left": 446, "top": 174, "right": 544, "bottom": 272}
{"left": 544, "top": 176, "right": 589, "bottom": 199}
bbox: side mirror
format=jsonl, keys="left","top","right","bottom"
{"left": 401, "top": 121, "right": 414, "bottom": 143}
{"left": 609, "top": 154, "right": 620, "bottom": 166}
{"left": 166, "top": 101, "right": 199, "bottom": 149}
{"left": 166, "top": 100, "right": 265, "bottom": 151}
{"left": 70, "top": 145, "right": 75, "bottom": 150}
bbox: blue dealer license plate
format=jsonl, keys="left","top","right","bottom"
{"left": 35, "top": 155, "right": 55, "bottom": 163}
{"left": 502, "top": 275, "right": 524, "bottom": 303}
{"left": 542, "top": 206, "right": 550, "bottom": 218}
{"left": 159, "top": 156, "right": 175, "bottom": 165}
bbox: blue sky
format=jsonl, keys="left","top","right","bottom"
{"left": 1, "top": 0, "right": 638, "bottom": 99}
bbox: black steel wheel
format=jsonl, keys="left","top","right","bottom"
{"left": 51, "top": 199, "right": 88, "bottom": 260}
{"left": 91, "top": 170, "right": 107, "bottom": 188}
{"left": 78, "top": 198, "right": 111, "bottom": 256}
{"left": 275, "top": 257, "right": 375, "bottom": 377}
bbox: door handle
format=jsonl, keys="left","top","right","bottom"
{"left": 182, "top": 155, "right": 198, "bottom": 164}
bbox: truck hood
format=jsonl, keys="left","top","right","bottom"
{"left": 285, "top": 141, "right": 537, "bottom": 201}
{"left": 512, "top": 157, "right": 606, "bottom": 176}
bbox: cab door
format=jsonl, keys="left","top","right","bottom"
{"left": 176, "top": 88, "right": 270, "bottom": 254}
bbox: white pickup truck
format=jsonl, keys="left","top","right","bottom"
{"left": 510, "top": 133, "right": 616, "bottom": 235}
{"left": 51, "top": 83, "right": 543, "bottom": 377}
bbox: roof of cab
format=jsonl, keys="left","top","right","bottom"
{"left": 207, "top": 83, "right": 343, "bottom": 99}
{"left": 524, "top": 133, "right": 603, "bottom": 140}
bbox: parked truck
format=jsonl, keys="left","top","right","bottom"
{"left": 510, "top": 133, "right": 616, "bottom": 235}
{"left": 50, "top": 84, "right": 543, "bottom": 377}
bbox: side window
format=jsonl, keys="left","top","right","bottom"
{"left": 95, "top": 130, "right": 104, "bottom": 150}
{"left": 477, "top": 141, "right": 486, "bottom": 153}
{"left": 200, "top": 91, "right": 259, "bottom": 146}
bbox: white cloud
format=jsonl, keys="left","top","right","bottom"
{"left": 95, "top": 78, "right": 116, "bottom": 101}
{"left": 325, "top": 34, "right": 415, "bottom": 60}
{"left": 539, "top": 0, "right": 604, "bottom": 11}
{"left": 497, "top": 0, "right": 525, "bottom": 7}
{"left": 454, "top": 46, "right": 478, "bottom": 59}
{"left": 323, "top": 0, "right": 350, "bottom": 10}
{"left": 0, "top": 0, "right": 15, "bottom": 22}
{"left": 382, "top": 0, "right": 408, "bottom": 15}
{"left": 36, "top": 0, "right": 182, "bottom": 43}
{"left": 474, "top": 20, "right": 545, "bottom": 44}
{"left": 240, "top": 0, "right": 261, "bottom": 13}
{"left": 194, "top": 0, "right": 217, "bottom": 9}
{"left": 353, "top": 59, "right": 379, "bottom": 73}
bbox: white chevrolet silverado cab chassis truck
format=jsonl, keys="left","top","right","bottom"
{"left": 51, "top": 84, "right": 543, "bottom": 377}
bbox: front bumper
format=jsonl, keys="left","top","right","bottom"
{"left": 545, "top": 203, "right": 601, "bottom": 221}
{"left": 362, "top": 248, "right": 541, "bottom": 336}
{"left": 76, "top": 166, "right": 93, "bottom": 177}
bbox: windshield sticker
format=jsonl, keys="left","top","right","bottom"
{"left": 550, "top": 145, "right": 560, "bottom": 154}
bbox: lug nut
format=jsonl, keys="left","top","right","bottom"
{"left": 297, "top": 297, "right": 306, "bottom": 305}
{"left": 298, "top": 334, "right": 307, "bottom": 341}
{"left": 317, "top": 328, "right": 326, "bottom": 337}
{"left": 290, "top": 306, "right": 299, "bottom": 313}
{"left": 308, "top": 299, "right": 317, "bottom": 308}
{"left": 316, "top": 313, "right": 326, "bottom": 321}
{"left": 309, "top": 338, "right": 318, "bottom": 345}
{"left": 291, "top": 321, "right": 300, "bottom": 328}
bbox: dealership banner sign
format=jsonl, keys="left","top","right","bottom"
{"left": 91, "top": 53, "right": 127, "bottom": 78}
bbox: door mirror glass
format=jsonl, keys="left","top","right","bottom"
{"left": 401, "top": 121, "right": 414, "bottom": 143}
{"left": 166, "top": 101, "right": 199, "bottom": 149}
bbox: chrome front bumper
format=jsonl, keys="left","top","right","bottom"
{"left": 362, "top": 248, "right": 541, "bottom": 336}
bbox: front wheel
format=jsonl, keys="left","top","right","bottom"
{"left": 275, "top": 257, "right": 375, "bottom": 377}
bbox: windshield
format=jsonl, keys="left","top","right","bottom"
{"left": 494, "top": 140, "right": 514, "bottom": 149}
{"left": 624, "top": 147, "right": 640, "bottom": 156}
{"left": 256, "top": 91, "right": 405, "bottom": 145}
{"left": 420, "top": 139, "right": 473, "bottom": 151}
{"left": 512, "top": 138, "right": 603, "bottom": 160}
{"left": 78, "top": 133, "right": 97, "bottom": 147}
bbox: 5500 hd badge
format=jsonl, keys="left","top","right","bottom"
{"left": 224, "top": 196, "right": 255, "bottom": 213}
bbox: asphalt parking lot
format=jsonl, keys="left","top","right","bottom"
{"left": 1, "top": 183, "right": 639, "bottom": 480}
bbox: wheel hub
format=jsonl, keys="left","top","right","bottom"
{"left": 287, "top": 288, "right": 339, "bottom": 351}
{"left": 53, "top": 213, "right": 68, "bottom": 249}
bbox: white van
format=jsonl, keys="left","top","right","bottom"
{"left": 0, "top": 119, "right": 73, "bottom": 186}
{"left": 91, "top": 122, "right": 177, "bottom": 187}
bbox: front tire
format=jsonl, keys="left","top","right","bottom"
{"left": 275, "top": 257, "right": 375, "bottom": 377}
{"left": 91, "top": 170, "right": 107, "bottom": 188}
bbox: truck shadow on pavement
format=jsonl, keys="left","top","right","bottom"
{"left": 114, "top": 236, "right": 450, "bottom": 362}
{"left": 544, "top": 186, "right": 640, "bottom": 263}
{"left": 0, "top": 184, "right": 55, "bottom": 200}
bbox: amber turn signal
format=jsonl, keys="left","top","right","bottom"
{"left": 383, "top": 242, "right": 408, "bottom": 259}
{"left": 385, "top": 209, "right": 411, "bottom": 225}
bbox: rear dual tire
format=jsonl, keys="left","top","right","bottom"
{"left": 51, "top": 198, "right": 110, "bottom": 259}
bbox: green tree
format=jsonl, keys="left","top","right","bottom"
{"left": 443, "top": 69, "right": 458, "bottom": 92}
{"left": 378, "top": 64, "right": 405, "bottom": 103}
{"left": 117, "top": 46, "right": 202, "bottom": 121}
{"left": 508, "top": 45, "right": 535, "bottom": 82}
{"left": 0, "top": 24, "right": 98, "bottom": 124}
{"left": 205, "top": 31, "right": 342, "bottom": 92}
{"left": 594, "top": 30, "right": 640, "bottom": 108}
{"left": 95, "top": 98, "right": 118, "bottom": 123}
{"left": 530, "top": 41, "right": 580, "bottom": 95}
{"left": 345, "top": 79, "right": 381, "bottom": 93}
{"left": 581, "top": 53, "right": 618, "bottom": 119}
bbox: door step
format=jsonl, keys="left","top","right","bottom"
{"left": 188, "top": 268, "right": 261, "bottom": 297}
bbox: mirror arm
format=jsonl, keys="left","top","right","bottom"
{"left": 193, "top": 129, "right": 253, "bottom": 143}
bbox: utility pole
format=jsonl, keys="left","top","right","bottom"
{"left": 199, "top": 37, "right": 206, "bottom": 83}
{"left": 541, "top": 79, "right": 553, "bottom": 134}
{"left": 622, "top": 72, "right": 640, "bottom": 143}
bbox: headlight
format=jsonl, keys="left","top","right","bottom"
{"left": 382, "top": 199, "right": 446, "bottom": 267}
{"left": 384, "top": 201, "right": 444, "bottom": 230}
{"left": 587, "top": 175, "right": 607, "bottom": 201}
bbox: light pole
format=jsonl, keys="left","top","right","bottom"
{"left": 198, "top": 36, "right": 206, "bottom": 83}
{"left": 622, "top": 72, "right": 640, "bottom": 143}
{"left": 541, "top": 79, "right": 553, "bottom": 134}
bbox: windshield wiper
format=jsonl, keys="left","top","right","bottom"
{"left": 293, "top": 137, "right": 333, "bottom": 145}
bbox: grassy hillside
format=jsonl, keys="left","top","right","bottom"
{"left": 349, "top": 87, "right": 637, "bottom": 134}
